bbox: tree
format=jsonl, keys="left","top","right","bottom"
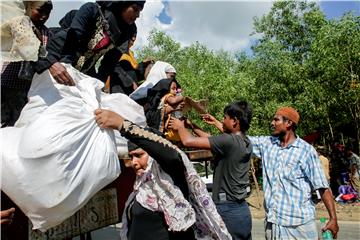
{"left": 309, "top": 14, "right": 360, "bottom": 150}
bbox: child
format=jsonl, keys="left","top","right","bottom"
{"left": 146, "top": 79, "right": 184, "bottom": 141}
{"left": 1, "top": 1, "right": 53, "bottom": 127}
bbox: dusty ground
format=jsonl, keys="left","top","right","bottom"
{"left": 247, "top": 190, "right": 360, "bottom": 221}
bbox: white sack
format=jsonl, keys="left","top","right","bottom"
{"left": 1, "top": 64, "right": 146, "bottom": 231}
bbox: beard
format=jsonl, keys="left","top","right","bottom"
{"left": 271, "top": 127, "right": 285, "bottom": 138}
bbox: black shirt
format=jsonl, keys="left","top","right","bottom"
{"left": 209, "top": 133, "right": 252, "bottom": 203}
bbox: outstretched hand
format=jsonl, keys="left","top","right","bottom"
{"left": 201, "top": 114, "right": 217, "bottom": 125}
{"left": 168, "top": 116, "right": 185, "bottom": 130}
{"left": 49, "top": 62, "right": 75, "bottom": 86}
{"left": 94, "top": 109, "right": 124, "bottom": 130}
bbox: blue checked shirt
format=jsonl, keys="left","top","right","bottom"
{"left": 249, "top": 136, "right": 328, "bottom": 226}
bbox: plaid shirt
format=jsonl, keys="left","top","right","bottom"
{"left": 249, "top": 136, "right": 328, "bottom": 226}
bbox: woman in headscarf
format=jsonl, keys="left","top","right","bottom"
{"left": 145, "top": 78, "right": 184, "bottom": 141}
{"left": 130, "top": 61, "right": 176, "bottom": 105}
{"left": 33, "top": 1, "right": 146, "bottom": 86}
{"left": 94, "top": 109, "right": 232, "bottom": 240}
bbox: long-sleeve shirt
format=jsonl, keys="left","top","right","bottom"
{"left": 33, "top": 2, "right": 135, "bottom": 82}
{"left": 120, "top": 120, "right": 195, "bottom": 240}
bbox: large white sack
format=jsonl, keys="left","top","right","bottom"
{"left": 1, "top": 64, "right": 146, "bottom": 231}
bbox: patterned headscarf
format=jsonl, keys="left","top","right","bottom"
{"left": 120, "top": 123, "right": 232, "bottom": 240}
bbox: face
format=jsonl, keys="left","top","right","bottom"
{"left": 129, "top": 148, "right": 149, "bottom": 176}
{"left": 28, "top": 5, "right": 52, "bottom": 27}
{"left": 166, "top": 72, "right": 176, "bottom": 81}
{"left": 169, "top": 81, "right": 177, "bottom": 95}
{"left": 122, "top": 4, "right": 143, "bottom": 25}
{"left": 222, "top": 114, "right": 236, "bottom": 133}
{"left": 270, "top": 114, "right": 289, "bottom": 137}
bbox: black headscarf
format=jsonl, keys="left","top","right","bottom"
{"left": 59, "top": 9, "right": 78, "bottom": 29}
{"left": 95, "top": 1, "right": 142, "bottom": 51}
{"left": 145, "top": 78, "right": 180, "bottom": 129}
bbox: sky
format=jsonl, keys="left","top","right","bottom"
{"left": 47, "top": 0, "right": 360, "bottom": 54}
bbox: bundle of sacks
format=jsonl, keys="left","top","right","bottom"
{"left": 1, "top": 64, "right": 146, "bottom": 231}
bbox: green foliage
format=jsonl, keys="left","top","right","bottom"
{"left": 136, "top": 1, "right": 360, "bottom": 149}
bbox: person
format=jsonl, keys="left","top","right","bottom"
{"left": 248, "top": 107, "right": 339, "bottom": 239}
{"left": 129, "top": 61, "right": 176, "bottom": 105}
{"left": 145, "top": 78, "right": 184, "bottom": 141}
{"left": 1, "top": 0, "right": 53, "bottom": 127}
{"left": 317, "top": 147, "right": 331, "bottom": 184}
{"left": 94, "top": 109, "right": 232, "bottom": 240}
{"left": 1, "top": 0, "right": 43, "bottom": 62}
{"left": 33, "top": 1, "right": 145, "bottom": 86}
{"left": 345, "top": 147, "right": 360, "bottom": 194}
{"left": 168, "top": 100, "right": 253, "bottom": 240}
{"left": 105, "top": 29, "right": 153, "bottom": 95}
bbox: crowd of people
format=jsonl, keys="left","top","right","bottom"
{"left": 2, "top": 1, "right": 356, "bottom": 240}
{"left": 318, "top": 144, "right": 360, "bottom": 203}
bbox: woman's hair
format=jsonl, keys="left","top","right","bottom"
{"left": 224, "top": 100, "right": 253, "bottom": 132}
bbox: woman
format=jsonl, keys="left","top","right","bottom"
{"left": 1, "top": 0, "right": 53, "bottom": 127}
{"left": 129, "top": 61, "right": 176, "bottom": 105}
{"left": 145, "top": 78, "right": 184, "bottom": 141}
{"left": 33, "top": 1, "right": 145, "bottom": 86}
{"left": 94, "top": 109, "right": 231, "bottom": 240}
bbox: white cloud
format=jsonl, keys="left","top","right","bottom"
{"left": 47, "top": 1, "right": 273, "bottom": 53}
{"left": 136, "top": 1, "right": 273, "bottom": 52}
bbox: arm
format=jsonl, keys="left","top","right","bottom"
{"left": 168, "top": 117, "right": 211, "bottom": 149}
{"left": 36, "top": 3, "right": 98, "bottom": 85}
{"left": 94, "top": 109, "right": 184, "bottom": 175}
{"left": 201, "top": 114, "right": 223, "bottom": 132}
{"left": 166, "top": 95, "right": 184, "bottom": 106}
{"left": 184, "top": 118, "right": 211, "bottom": 138}
{"left": 319, "top": 188, "right": 339, "bottom": 238}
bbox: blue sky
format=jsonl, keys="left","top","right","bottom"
{"left": 320, "top": 1, "right": 359, "bottom": 19}
{"left": 48, "top": 1, "right": 360, "bottom": 53}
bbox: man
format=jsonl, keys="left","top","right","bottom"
{"left": 169, "top": 100, "right": 253, "bottom": 240}
{"left": 249, "top": 107, "right": 339, "bottom": 239}
{"left": 317, "top": 147, "right": 331, "bottom": 183}
{"left": 345, "top": 147, "right": 360, "bottom": 194}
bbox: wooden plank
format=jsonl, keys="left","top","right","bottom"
{"left": 185, "top": 150, "right": 213, "bottom": 161}
{"left": 29, "top": 188, "right": 118, "bottom": 240}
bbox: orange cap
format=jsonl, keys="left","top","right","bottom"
{"left": 276, "top": 107, "right": 300, "bottom": 124}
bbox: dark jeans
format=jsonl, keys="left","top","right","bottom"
{"left": 216, "top": 200, "right": 252, "bottom": 240}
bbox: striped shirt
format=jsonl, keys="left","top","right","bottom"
{"left": 249, "top": 136, "right": 328, "bottom": 226}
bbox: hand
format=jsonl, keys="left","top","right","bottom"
{"left": 168, "top": 116, "right": 185, "bottom": 131}
{"left": 94, "top": 109, "right": 124, "bottom": 130}
{"left": 178, "top": 101, "right": 185, "bottom": 110}
{"left": 1, "top": 208, "right": 15, "bottom": 226}
{"left": 49, "top": 62, "right": 75, "bottom": 86}
{"left": 323, "top": 218, "right": 339, "bottom": 239}
{"left": 183, "top": 117, "right": 193, "bottom": 129}
{"left": 201, "top": 114, "right": 216, "bottom": 125}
